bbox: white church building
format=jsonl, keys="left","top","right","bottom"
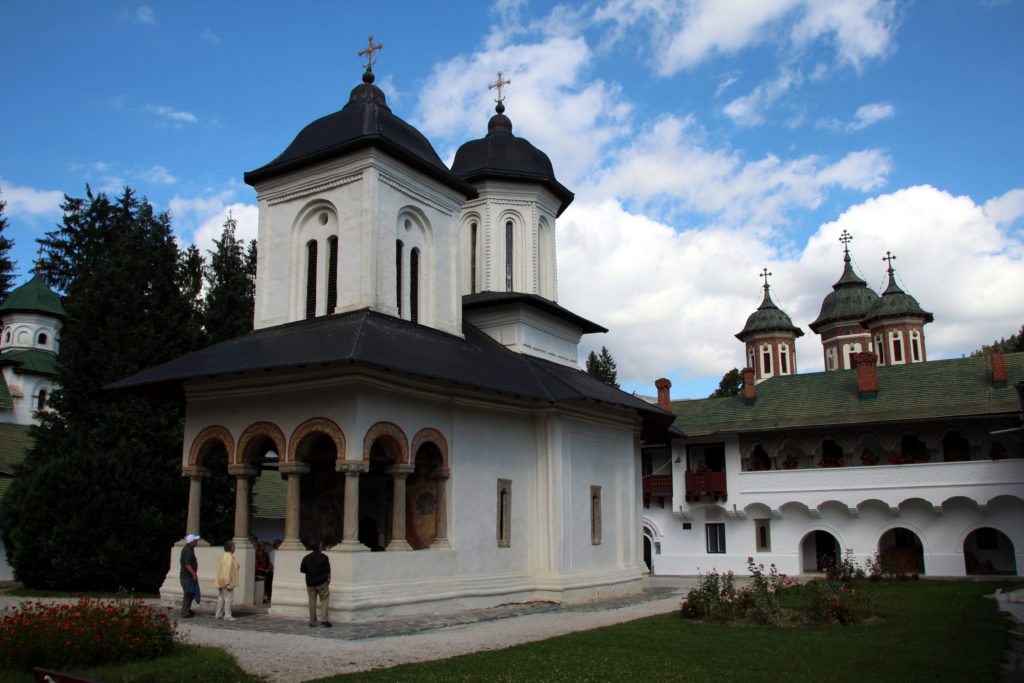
{"left": 113, "top": 57, "right": 672, "bottom": 620}
{"left": 642, "top": 248, "right": 1024, "bottom": 579}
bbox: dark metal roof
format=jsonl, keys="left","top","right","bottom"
{"left": 244, "top": 71, "right": 476, "bottom": 199}
{"left": 862, "top": 270, "right": 933, "bottom": 326}
{"left": 0, "top": 349, "right": 58, "bottom": 376}
{"left": 451, "top": 106, "right": 574, "bottom": 216}
{"left": 736, "top": 287, "right": 804, "bottom": 340}
{"left": 0, "top": 275, "right": 66, "bottom": 320}
{"left": 107, "top": 308, "right": 673, "bottom": 438}
{"left": 462, "top": 291, "right": 607, "bottom": 334}
{"left": 808, "top": 256, "right": 879, "bottom": 332}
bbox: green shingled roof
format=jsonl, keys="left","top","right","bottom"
{"left": 0, "top": 423, "right": 33, "bottom": 502}
{"left": 0, "top": 374, "right": 12, "bottom": 410}
{"left": 672, "top": 352, "right": 1024, "bottom": 437}
{"left": 252, "top": 471, "right": 285, "bottom": 519}
{"left": 0, "top": 349, "right": 58, "bottom": 376}
{"left": 0, "top": 275, "right": 66, "bottom": 319}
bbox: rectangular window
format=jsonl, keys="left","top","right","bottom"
{"left": 893, "top": 336, "right": 903, "bottom": 363}
{"left": 305, "top": 240, "right": 318, "bottom": 319}
{"left": 395, "top": 240, "right": 404, "bottom": 317}
{"left": 505, "top": 221, "right": 514, "bottom": 291}
{"left": 755, "top": 519, "right": 771, "bottom": 552}
{"left": 911, "top": 335, "right": 921, "bottom": 362}
{"left": 876, "top": 335, "right": 885, "bottom": 364}
{"left": 590, "top": 485, "right": 602, "bottom": 545}
{"left": 326, "top": 236, "right": 338, "bottom": 315}
{"left": 706, "top": 523, "right": 726, "bottom": 554}
{"left": 470, "top": 223, "right": 478, "bottom": 294}
{"left": 780, "top": 346, "right": 789, "bottom": 374}
{"left": 410, "top": 248, "right": 419, "bottom": 324}
{"left": 497, "top": 479, "right": 512, "bottom": 548}
{"left": 762, "top": 348, "right": 772, "bottom": 375}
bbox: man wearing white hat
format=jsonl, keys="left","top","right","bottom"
{"left": 180, "top": 534, "right": 201, "bottom": 618}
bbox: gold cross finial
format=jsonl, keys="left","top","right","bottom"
{"left": 883, "top": 250, "right": 896, "bottom": 273}
{"left": 760, "top": 267, "right": 772, "bottom": 290}
{"left": 839, "top": 229, "right": 853, "bottom": 250}
{"left": 489, "top": 71, "right": 512, "bottom": 106}
{"left": 358, "top": 35, "right": 383, "bottom": 70}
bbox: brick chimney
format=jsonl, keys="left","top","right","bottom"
{"left": 991, "top": 347, "right": 1008, "bottom": 386}
{"left": 655, "top": 378, "right": 672, "bottom": 411}
{"left": 853, "top": 352, "right": 879, "bottom": 396}
{"left": 742, "top": 367, "right": 756, "bottom": 402}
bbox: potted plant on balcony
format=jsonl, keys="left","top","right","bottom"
{"left": 990, "top": 443, "right": 1008, "bottom": 460}
{"left": 782, "top": 454, "right": 800, "bottom": 470}
{"left": 860, "top": 449, "right": 879, "bottom": 466}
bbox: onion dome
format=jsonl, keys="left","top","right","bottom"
{"left": 0, "top": 275, "right": 65, "bottom": 319}
{"left": 808, "top": 249, "right": 879, "bottom": 333}
{"left": 862, "top": 257, "right": 933, "bottom": 327}
{"left": 451, "top": 101, "right": 574, "bottom": 216}
{"left": 244, "top": 68, "right": 475, "bottom": 198}
{"left": 735, "top": 283, "right": 804, "bottom": 341}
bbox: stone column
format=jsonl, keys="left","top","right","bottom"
{"left": 182, "top": 466, "right": 210, "bottom": 540}
{"left": 430, "top": 467, "right": 451, "bottom": 549}
{"left": 386, "top": 464, "right": 415, "bottom": 551}
{"left": 228, "top": 464, "right": 259, "bottom": 543}
{"left": 336, "top": 460, "right": 370, "bottom": 552}
{"left": 278, "top": 462, "right": 310, "bottom": 551}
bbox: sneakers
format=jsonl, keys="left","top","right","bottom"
{"left": 224, "top": 616, "right": 237, "bottom": 622}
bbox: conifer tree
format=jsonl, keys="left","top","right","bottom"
{"left": 0, "top": 187, "right": 202, "bottom": 590}
{"left": 586, "top": 346, "right": 620, "bottom": 388}
{"left": 203, "top": 212, "right": 257, "bottom": 345}
{"left": 0, "top": 189, "right": 17, "bottom": 301}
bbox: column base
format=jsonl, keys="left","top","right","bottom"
{"left": 430, "top": 538, "right": 452, "bottom": 549}
{"left": 335, "top": 540, "right": 370, "bottom": 553}
{"left": 233, "top": 537, "right": 255, "bottom": 551}
{"left": 279, "top": 539, "right": 306, "bottom": 552}
{"left": 386, "top": 540, "right": 414, "bottom": 552}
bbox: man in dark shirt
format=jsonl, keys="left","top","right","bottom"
{"left": 300, "top": 543, "right": 331, "bottom": 627}
{"left": 179, "top": 534, "right": 200, "bottom": 618}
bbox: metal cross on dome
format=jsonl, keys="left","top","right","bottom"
{"left": 883, "top": 250, "right": 897, "bottom": 273}
{"left": 839, "top": 229, "right": 853, "bottom": 255}
{"left": 489, "top": 71, "right": 511, "bottom": 105}
{"left": 760, "top": 267, "right": 772, "bottom": 289}
{"left": 359, "top": 35, "right": 383, "bottom": 70}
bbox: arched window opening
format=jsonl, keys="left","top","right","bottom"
{"left": 875, "top": 335, "right": 885, "bottom": 365}
{"left": 819, "top": 439, "right": 844, "bottom": 467}
{"left": 407, "top": 441, "right": 442, "bottom": 550}
{"left": 3, "top": 330, "right": 9, "bottom": 344}
{"left": 761, "top": 346, "right": 772, "bottom": 375}
{"left": 37, "top": 332, "right": 48, "bottom": 346}
{"left": 897, "top": 434, "right": 929, "bottom": 464}
{"left": 295, "top": 432, "right": 342, "bottom": 549}
{"left": 911, "top": 331, "right": 921, "bottom": 362}
{"left": 892, "top": 334, "right": 903, "bottom": 363}
{"left": 879, "top": 528, "right": 925, "bottom": 576}
{"left": 470, "top": 222, "right": 478, "bottom": 294}
{"left": 305, "top": 240, "right": 318, "bottom": 319}
{"left": 801, "top": 530, "right": 840, "bottom": 573}
{"left": 505, "top": 221, "right": 514, "bottom": 292}
{"left": 750, "top": 445, "right": 771, "bottom": 471}
{"left": 36, "top": 389, "right": 47, "bottom": 410}
{"left": 964, "top": 527, "right": 1017, "bottom": 575}
{"left": 779, "top": 344, "right": 789, "bottom": 374}
{"left": 943, "top": 431, "right": 970, "bottom": 462}
{"left": 326, "top": 236, "right": 338, "bottom": 315}
{"left": 395, "top": 240, "right": 404, "bottom": 317}
{"left": 410, "top": 248, "right": 419, "bottom": 324}
{"left": 360, "top": 437, "right": 401, "bottom": 551}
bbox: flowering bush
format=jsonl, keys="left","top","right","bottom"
{"left": 680, "top": 568, "right": 736, "bottom": 619}
{"left": 826, "top": 549, "right": 867, "bottom": 582}
{"left": 0, "top": 597, "right": 179, "bottom": 672}
{"left": 807, "top": 580, "right": 872, "bottom": 625}
{"left": 681, "top": 558, "right": 794, "bottom": 625}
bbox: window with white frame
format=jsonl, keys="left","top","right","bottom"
{"left": 706, "top": 523, "right": 726, "bottom": 554}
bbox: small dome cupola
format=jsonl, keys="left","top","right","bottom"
{"left": 861, "top": 251, "right": 932, "bottom": 367}
{"left": 0, "top": 274, "right": 66, "bottom": 322}
{"left": 451, "top": 72, "right": 574, "bottom": 217}
{"left": 735, "top": 269, "right": 803, "bottom": 382}
{"left": 809, "top": 230, "right": 879, "bottom": 371}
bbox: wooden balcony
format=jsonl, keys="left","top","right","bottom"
{"left": 642, "top": 474, "right": 673, "bottom": 497}
{"left": 685, "top": 470, "right": 727, "bottom": 502}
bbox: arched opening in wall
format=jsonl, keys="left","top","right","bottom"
{"left": 36, "top": 389, "right": 47, "bottom": 411}
{"left": 878, "top": 528, "right": 925, "bottom": 575}
{"left": 981, "top": 434, "right": 1019, "bottom": 461}
{"left": 326, "top": 236, "right": 339, "bottom": 315}
{"left": 406, "top": 441, "right": 441, "bottom": 550}
{"left": 942, "top": 431, "right": 971, "bottom": 462}
{"left": 750, "top": 445, "right": 771, "bottom": 471}
{"left": 855, "top": 434, "right": 885, "bottom": 466}
{"left": 875, "top": 334, "right": 885, "bottom": 365}
{"left": 964, "top": 528, "right": 1017, "bottom": 575}
{"left": 294, "top": 433, "right": 342, "bottom": 549}
{"left": 195, "top": 439, "right": 234, "bottom": 546}
{"left": 910, "top": 330, "right": 922, "bottom": 362}
{"left": 899, "top": 434, "right": 930, "bottom": 464}
{"left": 395, "top": 240, "right": 404, "bottom": 318}
{"left": 305, "top": 240, "right": 318, "bottom": 319}
{"left": 410, "top": 248, "right": 420, "bottom": 324}
{"left": 643, "top": 535, "right": 653, "bottom": 573}
{"left": 505, "top": 220, "right": 514, "bottom": 292}
{"left": 241, "top": 434, "right": 284, "bottom": 542}
{"left": 800, "top": 530, "right": 840, "bottom": 573}
{"left": 818, "top": 439, "right": 845, "bottom": 468}
{"left": 3, "top": 330, "right": 9, "bottom": 344}
{"left": 37, "top": 332, "right": 48, "bottom": 346}
{"left": 778, "top": 441, "right": 806, "bottom": 470}
{"left": 779, "top": 343, "right": 790, "bottom": 374}
{"left": 470, "top": 222, "right": 478, "bottom": 294}
{"left": 360, "top": 437, "right": 400, "bottom": 551}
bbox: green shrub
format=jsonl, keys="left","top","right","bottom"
{"left": 807, "top": 580, "right": 872, "bottom": 625}
{"left": 0, "top": 597, "right": 179, "bottom": 672}
{"left": 681, "top": 558, "right": 795, "bottom": 625}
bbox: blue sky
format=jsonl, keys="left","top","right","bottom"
{"left": 2, "top": 1, "right": 1022, "bottom": 398}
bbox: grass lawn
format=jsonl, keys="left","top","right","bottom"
{"left": 313, "top": 580, "right": 1018, "bottom": 682}
{"left": 0, "top": 586, "right": 160, "bottom": 599}
{"left": 0, "top": 645, "right": 263, "bottom": 683}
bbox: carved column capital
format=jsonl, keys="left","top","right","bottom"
{"left": 387, "top": 464, "right": 415, "bottom": 478}
{"left": 227, "top": 464, "right": 259, "bottom": 478}
{"left": 279, "top": 462, "right": 311, "bottom": 476}
{"left": 433, "top": 467, "right": 451, "bottom": 480}
{"left": 182, "top": 465, "right": 211, "bottom": 479}
{"left": 335, "top": 460, "right": 370, "bottom": 475}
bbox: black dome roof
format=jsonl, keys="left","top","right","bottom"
{"left": 451, "top": 105, "right": 574, "bottom": 216}
{"left": 245, "top": 71, "right": 475, "bottom": 198}
{"left": 809, "top": 255, "right": 879, "bottom": 332}
{"left": 862, "top": 269, "right": 933, "bottom": 327}
{"left": 736, "top": 287, "right": 804, "bottom": 341}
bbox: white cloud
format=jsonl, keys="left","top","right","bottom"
{"left": 984, "top": 188, "right": 1024, "bottom": 227}
{"left": 192, "top": 204, "right": 259, "bottom": 257}
{"left": 201, "top": 28, "right": 220, "bottom": 43}
{"left": 723, "top": 68, "right": 801, "bottom": 126}
{"left": 169, "top": 184, "right": 257, "bottom": 253}
{"left": 142, "top": 165, "right": 177, "bottom": 185}
{"left": 0, "top": 181, "right": 63, "bottom": 216}
{"left": 145, "top": 104, "right": 198, "bottom": 125}
{"left": 557, "top": 185, "right": 1024, "bottom": 398}
{"left": 715, "top": 73, "right": 740, "bottom": 97}
{"left": 819, "top": 101, "right": 895, "bottom": 132}
{"left": 790, "top": 0, "right": 897, "bottom": 71}
{"left": 135, "top": 6, "right": 156, "bottom": 26}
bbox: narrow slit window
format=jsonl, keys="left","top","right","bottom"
{"left": 780, "top": 345, "right": 789, "bottom": 374}
{"left": 505, "top": 221, "right": 514, "bottom": 292}
{"left": 911, "top": 332, "right": 921, "bottom": 362}
{"left": 876, "top": 335, "right": 885, "bottom": 364}
{"left": 326, "top": 236, "right": 338, "bottom": 315}
{"left": 396, "top": 240, "right": 404, "bottom": 317}
{"left": 755, "top": 519, "right": 771, "bottom": 552}
{"left": 305, "top": 240, "right": 318, "bottom": 319}
{"left": 470, "top": 222, "right": 478, "bottom": 295}
{"left": 762, "top": 347, "right": 772, "bottom": 375}
{"left": 410, "top": 248, "right": 419, "bottom": 324}
{"left": 497, "top": 479, "right": 512, "bottom": 547}
{"left": 590, "top": 485, "right": 602, "bottom": 545}
{"left": 893, "top": 336, "right": 903, "bottom": 363}
{"left": 37, "top": 389, "right": 47, "bottom": 410}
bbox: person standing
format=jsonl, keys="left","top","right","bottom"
{"left": 214, "top": 540, "right": 240, "bottom": 621}
{"left": 300, "top": 543, "right": 331, "bottom": 627}
{"left": 179, "top": 534, "right": 201, "bottom": 618}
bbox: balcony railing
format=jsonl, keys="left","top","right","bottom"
{"left": 685, "top": 470, "right": 727, "bottom": 501}
{"left": 642, "top": 474, "right": 673, "bottom": 497}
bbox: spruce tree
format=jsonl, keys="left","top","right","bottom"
{"left": 203, "top": 212, "right": 257, "bottom": 345}
{"left": 0, "top": 188, "right": 201, "bottom": 590}
{"left": 0, "top": 189, "right": 17, "bottom": 300}
{"left": 586, "top": 346, "right": 620, "bottom": 388}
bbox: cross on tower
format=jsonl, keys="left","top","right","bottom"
{"left": 489, "top": 71, "right": 511, "bottom": 106}
{"left": 760, "top": 267, "right": 772, "bottom": 289}
{"left": 839, "top": 229, "right": 853, "bottom": 255}
{"left": 358, "top": 35, "right": 383, "bottom": 70}
{"left": 883, "top": 250, "right": 897, "bottom": 273}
